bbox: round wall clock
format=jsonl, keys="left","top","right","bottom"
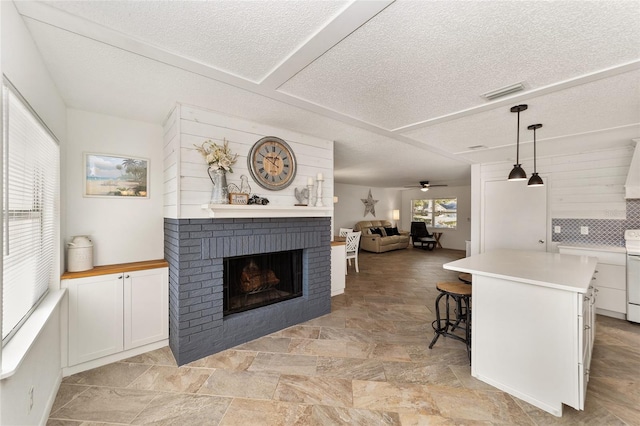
{"left": 247, "top": 136, "right": 297, "bottom": 191}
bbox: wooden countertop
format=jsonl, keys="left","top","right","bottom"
{"left": 61, "top": 259, "right": 169, "bottom": 279}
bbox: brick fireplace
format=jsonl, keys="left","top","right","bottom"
{"left": 164, "top": 216, "right": 331, "bottom": 365}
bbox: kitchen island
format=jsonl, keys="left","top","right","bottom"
{"left": 444, "top": 249, "right": 598, "bottom": 417}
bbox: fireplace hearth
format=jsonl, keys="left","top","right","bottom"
{"left": 224, "top": 250, "right": 302, "bottom": 316}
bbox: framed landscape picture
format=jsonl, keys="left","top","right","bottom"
{"left": 84, "top": 153, "right": 149, "bottom": 198}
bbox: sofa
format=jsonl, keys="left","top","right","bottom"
{"left": 353, "top": 220, "right": 410, "bottom": 253}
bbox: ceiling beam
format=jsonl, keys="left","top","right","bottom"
{"left": 260, "top": 0, "right": 394, "bottom": 90}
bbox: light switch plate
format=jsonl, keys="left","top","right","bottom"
{"left": 554, "top": 226, "right": 561, "bottom": 233}
{"left": 580, "top": 226, "right": 589, "bottom": 235}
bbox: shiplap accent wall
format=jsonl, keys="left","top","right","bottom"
{"left": 478, "top": 145, "right": 633, "bottom": 219}
{"left": 163, "top": 104, "right": 334, "bottom": 219}
{"left": 471, "top": 144, "right": 634, "bottom": 254}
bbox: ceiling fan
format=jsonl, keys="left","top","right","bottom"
{"left": 404, "top": 181, "right": 448, "bottom": 192}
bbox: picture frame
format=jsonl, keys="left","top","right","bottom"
{"left": 229, "top": 193, "right": 249, "bottom": 205}
{"left": 84, "top": 153, "right": 149, "bottom": 198}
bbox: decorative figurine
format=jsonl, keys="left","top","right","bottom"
{"left": 248, "top": 195, "right": 269, "bottom": 205}
{"left": 294, "top": 187, "right": 310, "bottom": 206}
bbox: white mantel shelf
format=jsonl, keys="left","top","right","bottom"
{"left": 201, "top": 204, "right": 333, "bottom": 218}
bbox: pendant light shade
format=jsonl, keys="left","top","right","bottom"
{"left": 527, "top": 123, "right": 544, "bottom": 187}
{"left": 508, "top": 104, "right": 528, "bottom": 181}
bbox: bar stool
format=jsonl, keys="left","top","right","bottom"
{"left": 429, "top": 281, "right": 472, "bottom": 361}
{"left": 458, "top": 273, "right": 472, "bottom": 284}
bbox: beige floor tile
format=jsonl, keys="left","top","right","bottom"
{"left": 219, "top": 398, "right": 313, "bottom": 426}
{"left": 47, "top": 420, "right": 120, "bottom": 426}
{"left": 448, "top": 364, "right": 498, "bottom": 391}
{"left": 248, "top": 352, "right": 318, "bottom": 376}
{"left": 272, "top": 324, "right": 321, "bottom": 339}
{"left": 397, "top": 412, "right": 457, "bottom": 425}
{"left": 429, "top": 386, "right": 533, "bottom": 425}
{"left": 235, "top": 336, "right": 292, "bottom": 353}
{"left": 316, "top": 356, "right": 386, "bottom": 381}
{"left": 127, "top": 365, "right": 212, "bottom": 393}
{"left": 318, "top": 326, "right": 375, "bottom": 343}
{"left": 121, "top": 345, "right": 177, "bottom": 366}
{"left": 186, "top": 348, "right": 257, "bottom": 370}
{"left": 50, "top": 387, "right": 157, "bottom": 423}
{"left": 310, "top": 405, "right": 401, "bottom": 425}
{"left": 345, "top": 317, "right": 397, "bottom": 332}
{"left": 352, "top": 380, "right": 439, "bottom": 415}
{"left": 274, "top": 375, "right": 353, "bottom": 407}
{"left": 302, "top": 314, "right": 346, "bottom": 328}
{"left": 288, "top": 338, "right": 349, "bottom": 357}
{"left": 49, "top": 384, "right": 91, "bottom": 415}
{"left": 513, "top": 393, "right": 627, "bottom": 425}
{"left": 131, "top": 392, "right": 231, "bottom": 425}
{"left": 62, "top": 363, "right": 151, "bottom": 387}
{"left": 383, "top": 361, "right": 462, "bottom": 387}
{"left": 198, "top": 369, "right": 280, "bottom": 399}
{"left": 587, "top": 377, "right": 640, "bottom": 425}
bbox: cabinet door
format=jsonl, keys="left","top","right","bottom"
{"left": 124, "top": 267, "right": 169, "bottom": 350}
{"left": 66, "top": 274, "right": 124, "bottom": 366}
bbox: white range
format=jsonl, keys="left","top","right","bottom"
{"left": 625, "top": 229, "right": 640, "bottom": 323}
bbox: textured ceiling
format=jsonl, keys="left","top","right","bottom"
{"left": 12, "top": 0, "right": 640, "bottom": 188}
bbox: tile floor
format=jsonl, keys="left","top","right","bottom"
{"left": 48, "top": 247, "right": 640, "bottom": 425}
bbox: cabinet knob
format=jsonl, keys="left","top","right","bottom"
{"left": 584, "top": 325, "right": 591, "bottom": 330}
{"left": 538, "top": 239, "right": 545, "bottom": 244}
{"left": 125, "top": 275, "right": 130, "bottom": 279}
{"left": 594, "top": 270, "right": 599, "bottom": 274}
{"left": 595, "top": 288, "right": 599, "bottom": 293}
{"left": 118, "top": 275, "right": 123, "bottom": 279}
{"left": 584, "top": 296, "right": 590, "bottom": 301}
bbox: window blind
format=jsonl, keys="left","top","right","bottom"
{"left": 2, "top": 81, "right": 59, "bottom": 342}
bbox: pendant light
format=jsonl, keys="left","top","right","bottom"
{"left": 527, "top": 123, "right": 544, "bottom": 187}
{"left": 508, "top": 104, "right": 528, "bottom": 181}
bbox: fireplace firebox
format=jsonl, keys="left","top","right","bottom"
{"left": 224, "top": 249, "right": 303, "bottom": 316}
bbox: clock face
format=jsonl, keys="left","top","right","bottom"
{"left": 248, "top": 137, "right": 297, "bottom": 191}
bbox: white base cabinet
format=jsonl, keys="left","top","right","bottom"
{"left": 61, "top": 260, "right": 169, "bottom": 374}
{"left": 66, "top": 273, "right": 124, "bottom": 366}
{"left": 331, "top": 242, "right": 346, "bottom": 296}
{"left": 558, "top": 245, "right": 626, "bottom": 318}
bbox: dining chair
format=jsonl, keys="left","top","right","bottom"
{"left": 339, "top": 228, "right": 353, "bottom": 237}
{"left": 345, "top": 231, "right": 362, "bottom": 274}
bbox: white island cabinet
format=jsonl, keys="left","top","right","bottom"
{"left": 61, "top": 259, "right": 169, "bottom": 376}
{"left": 444, "top": 250, "right": 597, "bottom": 417}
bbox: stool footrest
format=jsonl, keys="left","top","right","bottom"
{"left": 429, "top": 286, "right": 472, "bottom": 363}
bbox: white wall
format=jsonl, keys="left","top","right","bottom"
{"left": 334, "top": 183, "right": 402, "bottom": 230}
{"left": 1, "top": 2, "right": 67, "bottom": 424}
{"left": 66, "top": 109, "right": 164, "bottom": 266}
{"left": 401, "top": 186, "right": 471, "bottom": 251}
{"left": 471, "top": 145, "right": 633, "bottom": 254}
{"left": 164, "top": 104, "right": 334, "bottom": 219}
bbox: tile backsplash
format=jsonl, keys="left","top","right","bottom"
{"left": 552, "top": 199, "right": 640, "bottom": 246}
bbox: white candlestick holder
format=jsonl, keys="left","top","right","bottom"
{"left": 307, "top": 184, "right": 314, "bottom": 206}
{"left": 315, "top": 178, "right": 324, "bottom": 207}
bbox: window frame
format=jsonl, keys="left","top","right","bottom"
{"left": 411, "top": 197, "right": 458, "bottom": 230}
{"left": 1, "top": 77, "right": 60, "bottom": 345}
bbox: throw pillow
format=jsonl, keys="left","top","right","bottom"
{"left": 370, "top": 227, "right": 383, "bottom": 236}
{"left": 391, "top": 227, "right": 400, "bottom": 235}
{"left": 384, "top": 227, "right": 396, "bottom": 236}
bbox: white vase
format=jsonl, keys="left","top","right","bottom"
{"left": 208, "top": 167, "right": 229, "bottom": 204}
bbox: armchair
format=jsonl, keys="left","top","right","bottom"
{"left": 410, "top": 221, "right": 437, "bottom": 251}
